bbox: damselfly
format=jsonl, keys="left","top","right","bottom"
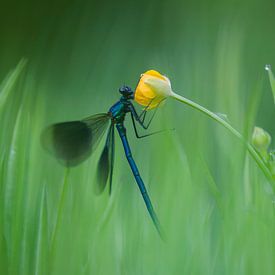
{"left": 42, "top": 86, "right": 164, "bottom": 237}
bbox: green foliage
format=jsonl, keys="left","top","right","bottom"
{"left": 1, "top": 1, "right": 275, "bottom": 274}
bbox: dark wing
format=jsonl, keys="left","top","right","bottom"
{"left": 95, "top": 123, "right": 115, "bottom": 194}
{"left": 108, "top": 124, "right": 115, "bottom": 194}
{"left": 41, "top": 113, "right": 110, "bottom": 167}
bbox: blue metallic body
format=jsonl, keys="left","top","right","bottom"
{"left": 108, "top": 97, "right": 162, "bottom": 236}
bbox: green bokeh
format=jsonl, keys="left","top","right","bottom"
{"left": 0, "top": 0, "right": 275, "bottom": 274}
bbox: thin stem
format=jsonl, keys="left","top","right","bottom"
{"left": 49, "top": 168, "right": 70, "bottom": 271}
{"left": 171, "top": 92, "right": 274, "bottom": 187}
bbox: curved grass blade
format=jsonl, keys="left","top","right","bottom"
{"left": 265, "top": 64, "right": 275, "bottom": 104}
{"left": 95, "top": 124, "right": 115, "bottom": 194}
{"left": 0, "top": 59, "right": 27, "bottom": 110}
{"left": 41, "top": 113, "right": 110, "bottom": 166}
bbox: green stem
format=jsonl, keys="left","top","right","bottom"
{"left": 49, "top": 168, "right": 70, "bottom": 271}
{"left": 171, "top": 92, "right": 274, "bottom": 187}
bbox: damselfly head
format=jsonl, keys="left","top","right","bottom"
{"left": 119, "top": 85, "right": 134, "bottom": 99}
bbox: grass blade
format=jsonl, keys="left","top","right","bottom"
{"left": 265, "top": 65, "right": 275, "bottom": 104}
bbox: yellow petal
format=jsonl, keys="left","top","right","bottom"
{"left": 143, "top": 70, "right": 166, "bottom": 81}
{"left": 134, "top": 70, "right": 172, "bottom": 109}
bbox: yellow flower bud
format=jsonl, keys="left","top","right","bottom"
{"left": 252, "top": 127, "right": 271, "bottom": 152}
{"left": 134, "top": 70, "right": 173, "bottom": 109}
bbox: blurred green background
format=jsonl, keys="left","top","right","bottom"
{"left": 1, "top": 0, "right": 275, "bottom": 274}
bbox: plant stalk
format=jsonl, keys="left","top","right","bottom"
{"left": 171, "top": 91, "right": 274, "bottom": 187}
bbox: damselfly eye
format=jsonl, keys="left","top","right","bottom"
{"left": 119, "top": 85, "right": 133, "bottom": 96}
{"left": 119, "top": 86, "right": 125, "bottom": 93}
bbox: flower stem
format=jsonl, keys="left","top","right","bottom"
{"left": 171, "top": 91, "right": 274, "bottom": 187}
